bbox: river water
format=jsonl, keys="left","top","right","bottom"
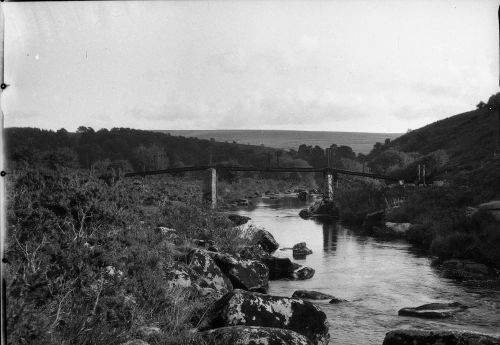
{"left": 235, "top": 196, "right": 500, "bottom": 345}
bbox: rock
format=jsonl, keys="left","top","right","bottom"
{"left": 478, "top": 200, "right": 500, "bottom": 221}
{"left": 298, "top": 191, "right": 308, "bottom": 201}
{"left": 299, "top": 209, "right": 312, "bottom": 219}
{"left": 199, "top": 326, "right": 314, "bottom": 345}
{"left": 442, "top": 259, "right": 490, "bottom": 275}
{"left": 252, "top": 229, "right": 279, "bottom": 253}
{"left": 198, "top": 289, "right": 329, "bottom": 345}
{"left": 164, "top": 263, "right": 195, "bottom": 288}
{"left": 261, "top": 256, "right": 296, "bottom": 280}
{"left": 363, "top": 210, "right": 385, "bottom": 231}
{"left": 385, "top": 222, "right": 411, "bottom": 233}
{"left": 227, "top": 214, "right": 251, "bottom": 226}
{"left": 293, "top": 242, "right": 313, "bottom": 258}
{"left": 236, "top": 198, "right": 250, "bottom": 207}
{"left": 383, "top": 329, "right": 500, "bottom": 345}
{"left": 329, "top": 297, "right": 347, "bottom": 304}
{"left": 187, "top": 249, "right": 233, "bottom": 292}
{"left": 309, "top": 200, "right": 339, "bottom": 217}
{"left": 193, "top": 239, "right": 215, "bottom": 249}
{"left": 136, "top": 325, "right": 162, "bottom": 338}
{"left": 292, "top": 290, "right": 334, "bottom": 300}
{"left": 121, "top": 340, "right": 150, "bottom": 345}
{"left": 293, "top": 266, "right": 315, "bottom": 280}
{"left": 208, "top": 252, "right": 269, "bottom": 292}
{"left": 239, "top": 244, "right": 269, "bottom": 260}
{"left": 155, "top": 227, "right": 181, "bottom": 244}
{"left": 398, "top": 302, "right": 468, "bottom": 319}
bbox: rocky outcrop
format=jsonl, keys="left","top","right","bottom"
{"left": 293, "top": 266, "right": 315, "bottom": 280}
{"left": 198, "top": 289, "right": 329, "bottom": 345}
{"left": 441, "top": 259, "right": 491, "bottom": 277}
{"left": 200, "top": 326, "right": 314, "bottom": 345}
{"left": 385, "top": 222, "right": 411, "bottom": 233}
{"left": 187, "top": 249, "right": 233, "bottom": 292}
{"left": 239, "top": 244, "right": 269, "bottom": 260}
{"left": 398, "top": 302, "right": 468, "bottom": 319}
{"left": 208, "top": 252, "right": 269, "bottom": 292}
{"left": 227, "top": 214, "right": 251, "bottom": 226}
{"left": 329, "top": 297, "right": 347, "bottom": 304}
{"left": 383, "top": 329, "right": 500, "bottom": 345}
{"left": 299, "top": 200, "right": 339, "bottom": 219}
{"left": 261, "top": 256, "right": 296, "bottom": 280}
{"left": 293, "top": 242, "right": 313, "bottom": 258}
{"left": 292, "top": 290, "right": 334, "bottom": 300}
{"left": 252, "top": 229, "right": 280, "bottom": 253}
{"left": 164, "top": 262, "right": 196, "bottom": 288}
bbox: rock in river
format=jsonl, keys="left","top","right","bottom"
{"left": 292, "top": 290, "right": 334, "bottom": 300}
{"left": 293, "top": 266, "right": 315, "bottom": 280}
{"left": 208, "top": 252, "right": 269, "bottom": 292}
{"left": 252, "top": 229, "right": 280, "bottom": 253}
{"left": 227, "top": 214, "right": 251, "bottom": 226}
{"left": 293, "top": 242, "right": 313, "bottom": 258}
{"left": 261, "top": 256, "right": 296, "bottom": 280}
{"left": 398, "top": 301, "right": 468, "bottom": 319}
{"left": 199, "top": 326, "right": 314, "bottom": 345}
{"left": 299, "top": 200, "right": 339, "bottom": 219}
{"left": 198, "top": 289, "right": 329, "bottom": 345}
{"left": 383, "top": 329, "right": 500, "bottom": 345}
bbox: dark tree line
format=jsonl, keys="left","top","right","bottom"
{"left": 6, "top": 127, "right": 362, "bottom": 174}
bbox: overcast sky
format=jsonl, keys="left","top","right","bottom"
{"left": 2, "top": 1, "right": 499, "bottom": 133}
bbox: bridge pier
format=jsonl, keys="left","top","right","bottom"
{"left": 202, "top": 168, "right": 217, "bottom": 209}
{"left": 324, "top": 171, "right": 335, "bottom": 201}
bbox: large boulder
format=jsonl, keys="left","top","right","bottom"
{"left": 398, "top": 302, "right": 468, "bottom": 319}
{"left": 261, "top": 256, "right": 296, "bottom": 280}
{"left": 252, "top": 229, "right": 279, "bottom": 253}
{"left": 227, "top": 214, "right": 251, "bottom": 226}
{"left": 208, "top": 252, "right": 269, "bottom": 292}
{"left": 164, "top": 262, "right": 196, "bottom": 288}
{"left": 385, "top": 222, "right": 411, "bottom": 233}
{"left": 292, "top": 290, "right": 334, "bottom": 300}
{"left": 199, "top": 326, "right": 313, "bottom": 345}
{"left": 187, "top": 249, "right": 233, "bottom": 292}
{"left": 293, "top": 266, "right": 315, "bottom": 280}
{"left": 238, "top": 244, "right": 270, "bottom": 260}
{"left": 441, "top": 259, "right": 491, "bottom": 278}
{"left": 198, "top": 289, "right": 329, "bottom": 345}
{"left": 383, "top": 330, "right": 500, "bottom": 345}
{"left": 293, "top": 242, "right": 313, "bottom": 258}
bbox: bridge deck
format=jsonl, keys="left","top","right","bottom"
{"left": 124, "top": 165, "right": 405, "bottom": 182}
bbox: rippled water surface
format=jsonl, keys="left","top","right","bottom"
{"left": 236, "top": 196, "right": 500, "bottom": 345}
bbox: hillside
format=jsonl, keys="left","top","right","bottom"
{"left": 161, "top": 130, "right": 401, "bottom": 154}
{"left": 366, "top": 93, "right": 500, "bottom": 179}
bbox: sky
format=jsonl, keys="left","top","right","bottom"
{"left": 2, "top": 0, "right": 499, "bottom": 133}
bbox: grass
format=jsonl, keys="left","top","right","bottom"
{"left": 5, "top": 167, "right": 249, "bottom": 345}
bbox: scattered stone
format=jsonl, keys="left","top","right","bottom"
{"left": 252, "top": 229, "right": 279, "bottom": 253}
{"left": 193, "top": 239, "right": 216, "bottom": 249}
{"left": 208, "top": 252, "right": 269, "bottom": 292}
{"left": 293, "top": 242, "right": 313, "bottom": 258}
{"left": 136, "top": 325, "right": 162, "bottom": 338}
{"left": 121, "top": 340, "right": 150, "bottom": 345}
{"left": 398, "top": 302, "right": 468, "bottom": 319}
{"left": 227, "top": 214, "right": 251, "bottom": 226}
{"left": 198, "top": 289, "right": 329, "bottom": 345}
{"left": 363, "top": 210, "right": 385, "bottom": 231}
{"left": 155, "top": 227, "right": 181, "bottom": 244}
{"left": 261, "top": 256, "right": 296, "bottom": 280}
{"left": 382, "top": 329, "right": 500, "bottom": 345}
{"left": 164, "top": 262, "right": 196, "bottom": 288}
{"left": 199, "top": 326, "right": 314, "bottom": 345}
{"left": 293, "top": 266, "right": 315, "bottom": 280}
{"left": 292, "top": 290, "right": 334, "bottom": 300}
{"left": 187, "top": 249, "right": 233, "bottom": 292}
{"left": 385, "top": 222, "right": 411, "bottom": 233}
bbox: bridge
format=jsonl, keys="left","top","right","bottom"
{"left": 125, "top": 165, "right": 407, "bottom": 208}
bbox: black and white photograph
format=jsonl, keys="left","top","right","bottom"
{"left": 1, "top": 1, "right": 500, "bottom": 344}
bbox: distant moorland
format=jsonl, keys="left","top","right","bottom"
{"left": 162, "top": 130, "right": 402, "bottom": 154}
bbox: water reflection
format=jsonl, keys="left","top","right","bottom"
{"left": 236, "top": 196, "right": 500, "bottom": 344}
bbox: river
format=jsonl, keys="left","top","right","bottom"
{"left": 235, "top": 195, "right": 500, "bottom": 344}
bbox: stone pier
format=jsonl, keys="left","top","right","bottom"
{"left": 324, "top": 171, "right": 334, "bottom": 201}
{"left": 202, "top": 168, "right": 217, "bottom": 209}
